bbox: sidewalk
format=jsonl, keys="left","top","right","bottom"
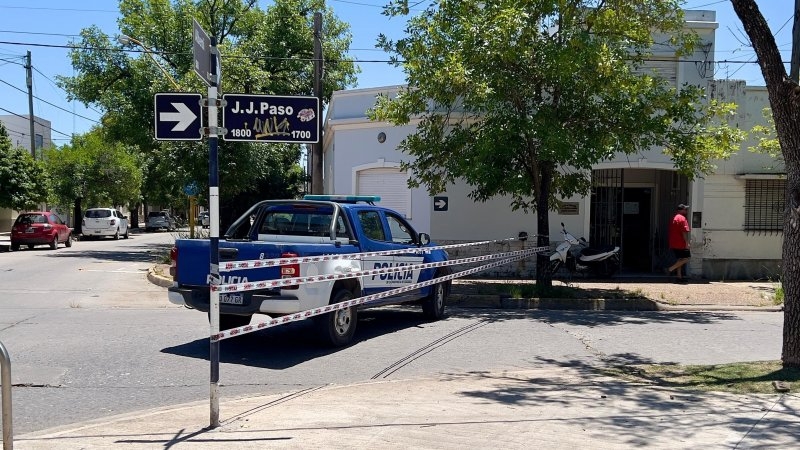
{"left": 15, "top": 366, "right": 799, "bottom": 449}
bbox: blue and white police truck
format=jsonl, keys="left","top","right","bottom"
{"left": 167, "top": 195, "right": 451, "bottom": 346}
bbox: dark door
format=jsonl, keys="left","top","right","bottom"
{"left": 621, "top": 188, "right": 652, "bottom": 272}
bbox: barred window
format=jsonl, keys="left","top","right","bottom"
{"left": 744, "top": 179, "right": 785, "bottom": 231}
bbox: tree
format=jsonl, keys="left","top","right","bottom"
{"left": 0, "top": 123, "right": 49, "bottom": 211}
{"left": 730, "top": 0, "right": 800, "bottom": 367}
{"left": 57, "top": 0, "right": 357, "bottom": 214}
{"left": 371, "top": 0, "right": 744, "bottom": 286}
{"left": 44, "top": 128, "right": 143, "bottom": 232}
{"left": 749, "top": 107, "right": 783, "bottom": 169}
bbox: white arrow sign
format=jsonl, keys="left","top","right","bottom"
{"left": 435, "top": 199, "right": 447, "bottom": 209}
{"left": 159, "top": 102, "right": 197, "bottom": 131}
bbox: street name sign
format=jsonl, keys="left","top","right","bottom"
{"left": 222, "top": 94, "right": 319, "bottom": 143}
{"left": 154, "top": 93, "right": 203, "bottom": 141}
{"left": 192, "top": 19, "right": 215, "bottom": 86}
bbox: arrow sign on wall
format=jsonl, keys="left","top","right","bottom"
{"left": 153, "top": 93, "right": 204, "bottom": 141}
{"left": 433, "top": 196, "right": 448, "bottom": 211}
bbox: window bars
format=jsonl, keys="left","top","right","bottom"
{"left": 744, "top": 179, "right": 785, "bottom": 233}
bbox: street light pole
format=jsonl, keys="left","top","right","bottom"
{"left": 117, "top": 35, "right": 181, "bottom": 90}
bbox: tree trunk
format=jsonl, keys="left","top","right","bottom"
{"left": 535, "top": 163, "right": 554, "bottom": 288}
{"left": 130, "top": 202, "right": 140, "bottom": 230}
{"left": 73, "top": 197, "right": 82, "bottom": 235}
{"left": 731, "top": 0, "right": 800, "bottom": 367}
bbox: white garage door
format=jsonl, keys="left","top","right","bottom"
{"left": 357, "top": 168, "right": 411, "bottom": 218}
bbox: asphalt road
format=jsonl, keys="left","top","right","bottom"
{"left": 0, "top": 230, "right": 784, "bottom": 434}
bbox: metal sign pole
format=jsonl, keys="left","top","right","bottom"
{"left": 208, "top": 36, "right": 221, "bottom": 429}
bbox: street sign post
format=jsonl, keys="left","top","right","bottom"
{"left": 153, "top": 93, "right": 203, "bottom": 141}
{"left": 222, "top": 94, "right": 319, "bottom": 143}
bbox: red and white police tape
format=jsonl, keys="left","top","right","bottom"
{"left": 212, "top": 245, "right": 550, "bottom": 294}
{"left": 219, "top": 237, "right": 529, "bottom": 273}
{"left": 211, "top": 245, "right": 544, "bottom": 342}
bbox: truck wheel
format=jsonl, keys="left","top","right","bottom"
{"left": 422, "top": 268, "right": 450, "bottom": 321}
{"left": 211, "top": 313, "right": 252, "bottom": 331}
{"left": 315, "top": 288, "right": 357, "bottom": 347}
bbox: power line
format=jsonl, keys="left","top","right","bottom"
{"left": 0, "top": 38, "right": 792, "bottom": 65}
{"left": 0, "top": 5, "right": 118, "bottom": 13}
{"left": 0, "top": 106, "right": 72, "bottom": 138}
{"left": 0, "top": 29, "right": 83, "bottom": 38}
{"left": 0, "top": 77, "right": 100, "bottom": 124}
{"left": 33, "top": 66, "right": 104, "bottom": 116}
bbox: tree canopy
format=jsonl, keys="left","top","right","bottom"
{"left": 0, "top": 123, "right": 49, "bottom": 211}
{"left": 44, "top": 128, "right": 143, "bottom": 210}
{"left": 57, "top": 0, "right": 358, "bottom": 210}
{"left": 371, "top": 0, "right": 744, "bottom": 285}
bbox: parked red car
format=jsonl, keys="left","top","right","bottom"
{"left": 10, "top": 212, "right": 73, "bottom": 251}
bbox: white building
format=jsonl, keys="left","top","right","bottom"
{"left": 323, "top": 10, "right": 781, "bottom": 280}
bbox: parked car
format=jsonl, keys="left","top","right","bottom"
{"left": 82, "top": 208, "right": 129, "bottom": 240}
{"left": 198, "top": 211, "right": 210, "bottom": 228}
{"left": 146, "top": 211, "right": 176, "bottom": 232}
{"left": 10, "top": 212, "right": 73, "bottom": 251}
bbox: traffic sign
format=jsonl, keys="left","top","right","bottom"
{"left": 153, "top": 93, "right": 203, "bottom": 141}
{"left": 222, "top": 94, "right": 319, "bottom": 143}
{"left": 184, "top": 181, "right": 200, "bottom": 196}
{"left": 433, "top": 196, "right": 448, "bottom": 211}
{"left": 192, "top": 19, "right": 216, "bottom": 86}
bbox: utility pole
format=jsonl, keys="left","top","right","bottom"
{"left": 792, "top": 0, "right": 800, "bottom": 82}
{"left": 311, "top": 12, "right": 324, "bottom": 194}
{"left": 24, "top": 50, "right": 35, "bottom": 158}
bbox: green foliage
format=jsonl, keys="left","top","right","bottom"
{"left": 57, "top": 0, "right": 357, "bottom": 209}
{"left": 748, "top": 107, "right": 783, "bottom": 169}
{"left": 43, "top": 128, "right": 143, "bottom": 209}
{"left": 0, "top": 123, "right": 50, "bottom": 211}
{"left": 371, "top": 0, "right": 743, "bottom": 215}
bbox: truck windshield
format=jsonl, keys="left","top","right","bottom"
{"left": 259, "top": 206, "right": 350, "bottom": 238}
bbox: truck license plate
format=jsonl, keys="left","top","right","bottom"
{"left": 220, "top": 293, "right": 244, "bottom": 305}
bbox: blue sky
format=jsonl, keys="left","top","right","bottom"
{"left": 0, "top": 0, "right": 792, "bottom": 148}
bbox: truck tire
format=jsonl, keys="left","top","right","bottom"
{"left": 422, "top": 268, "right": 450, "bottom": 321}
{"left": 314, "top": 288, "right": 357, "bottom": 347}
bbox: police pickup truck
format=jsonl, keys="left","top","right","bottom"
{"left": 167, "top": 195, "right": 451, "bottom": 346}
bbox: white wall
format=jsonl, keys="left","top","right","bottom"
{"left": 0, "top": 114, "right": 53, "bottom": 153}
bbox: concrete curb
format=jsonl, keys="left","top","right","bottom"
{"left": 147, "top": 266, "right": 174, "bottom": 288}
{"left": 146, "top": 265, "right": 782, "bottom": 312}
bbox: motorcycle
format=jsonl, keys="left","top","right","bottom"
{"left": 547, "top": 223, "right": 620, "bottom": 278}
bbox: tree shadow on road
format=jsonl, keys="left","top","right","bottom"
{"left": 448, "top": 307, "right": 744, "bottom": 327}
{"left": 44, "top": 244, "right": 172, "bottom": 263}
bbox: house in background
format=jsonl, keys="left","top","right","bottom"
{"left": 0, "top": 114, "right": 53, "bottom": 231}
{"left": 321, "top": 10, "right": 782, "bottom": 280}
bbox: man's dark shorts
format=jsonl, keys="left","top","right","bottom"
{"left": 672, "top": 248, "right": 691, "bottom": 259}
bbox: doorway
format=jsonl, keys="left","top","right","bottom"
{"left": 621, "top": 188, "right": 652, "bottom": 272}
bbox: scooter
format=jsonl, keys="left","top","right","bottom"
{"left": 547, "top": 223, "right": 620, "bottom": 278}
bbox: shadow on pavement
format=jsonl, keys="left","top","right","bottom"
{"left": 43, "top": 244, "right": 172, "bottom": 263}
{"left": 161, "top": 307, "right": 431, "bottom": 370}
{"left": 453, "top": 356, "right": 800, "bottom": 448}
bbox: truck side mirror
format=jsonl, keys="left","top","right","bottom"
{"left": 418, "top": 233, "right": 430, "bottom": 246}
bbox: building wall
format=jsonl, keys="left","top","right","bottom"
{"left": 0, "top": 114, "right": 53, "bottom": 154}
{"left": 322, "top": 11, "right": 782, "bottom": 280}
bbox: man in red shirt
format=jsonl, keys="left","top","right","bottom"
{"left": 666, "top": 204, "right": 691, "bottom": 282}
